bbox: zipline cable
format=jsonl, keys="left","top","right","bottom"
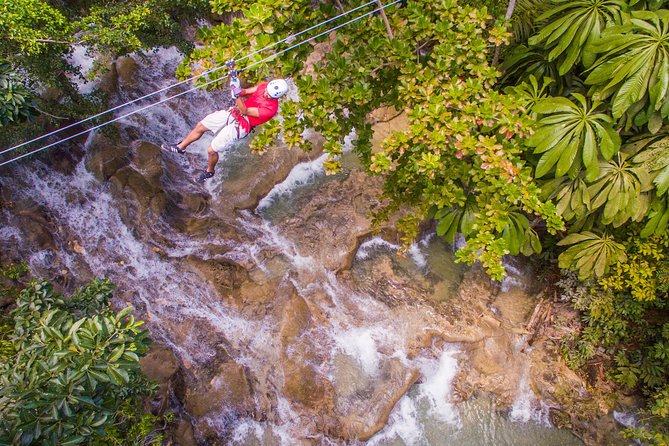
{"left": 0, "top": 0, "right": 380, "bottom": 157}
{"left": 0, "top": 0, "right": 402, "bottom": 168}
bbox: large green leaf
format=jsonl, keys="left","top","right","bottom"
{"left": 528, "top": 94, "right": 620, "bottom": 178}
{"left": 587, "top": 151, "right": 649, "bottom": 226}
{"left": 585, "top": 10, "right": 669, "bottom": 129}
{"left": 527, "top": 0, "right": 626, "bottom": 75}
{"left": 631, "top": 133, "right": 669, "bottom": 195}
{"left": 557, "top": 231, "right": 627, "bottom": 279}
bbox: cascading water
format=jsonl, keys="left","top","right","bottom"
{"left": 0, "top": 48, "right": 586, "bottom": 445}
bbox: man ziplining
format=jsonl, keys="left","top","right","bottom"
{"left": 162, "top": 64, "right": 289, "bottom": 183}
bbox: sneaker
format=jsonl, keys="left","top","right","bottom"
{"left": 161, "top": 143, "right": 185, "bottom": 154}
{"left": 196, "top": 171, "right": 215, "bottom": 183}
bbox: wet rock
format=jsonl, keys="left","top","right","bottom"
{"left": 216, "top": 139, "right": 324, "bottom": 212}
{"left": 279, "top": 287, "right": 335, "bottom": 413}
{"left": 338, "top": 359, "right": 420, "bottom": 441}
{"left": 140, "top": 345, "right": 180, "bottom": 415}
{"left": 368, "top": 106, "right": 409, "bottom": 154}
{"left": 277, "top": 170, "right": 384, "bottom": 271}
{"left": 98, "top": 60, "right": 119, "bottom": 96}
{"left": 115, "top": 56, "right": 140, "bottom": 90}
{"left": 85, "top": 136, "right": 130, "bottom": 181}
{"left": 185, "top": 256, "right": 249, "bottom": 300}
{"left": 173, "top": 419, "right": 197, "bottom": 446}
{"left": 110, "top": 164, "right": 167, "bottom": 218}
{"left": 184, "top": 361, "right": 254, "bottom": 418}
{"left": 13, "top": 203, "right": 58, "bottom": 251}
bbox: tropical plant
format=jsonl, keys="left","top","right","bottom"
{"left": 631, "top": 133, "right": 669, "bottom": 195}
{"left": 508, "top": 0, "right": 550, "bottom": 44}
{"left": 541, "top": 174, "right": 592, "bottom": 223}
{"left": 557, "top": 231, "right": 627, "bottom": 279}
{"left": 587, "top": 151, "right": 653, "bottom": 226}
{"left": 501, "top": 45, "right": 566, "bottom": 92}
{"left": 0, "top": 279, "right": 158, "bottom": 445}
{"left": 528, "top": 0, "right": 626, "bottom": 75}
{"left": 629, "top": 0, "right": 669, "bottom": 10}
{"left": 528, "top": 92, "right": 621, "bottom": 181}
{"left": 504, "top": 74, "right": 554, "bottom": 111}
{"left": 585, "top": 10, "right": 669, "bottom": 132}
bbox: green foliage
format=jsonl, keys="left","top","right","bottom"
{"left": 0, "top": 279, "right": 156, "bottom": 445}
{"left": 528, "top": 93, "right": 621, "bottom": 181}
{"left": 631, "top": 133, "right": 669, "bottom": 196}
{"left": 249, "top": 118, "right": 281, "bottom": 154}
{"left": 557, "top": 231, "right": 627, "bottom": 279}
{"left": 0, "top": 0, "right": 208, "bottom": 143}
{"left": 559, "top": 233, "right": 669, "bottom": 443}
{"left": 585, "top": 10, "right": 669, "bottom": 131}
{"left": 587, "top": 150, "right": 653, "bottom": 226}
{"left": 527, "top": 0, "right": 627, "bottom": 75}
{"left": 508, "top": 0, "right": 550, "bottom": 44}
{"left": 0, "top": 0, "right": 70, "bottom": 57}
{"left": 0, "top": 62, "right": 37, "bottom": 127}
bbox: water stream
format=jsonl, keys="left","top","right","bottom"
{"left": 0, "top": 48, "right": 584, "bottom": 445}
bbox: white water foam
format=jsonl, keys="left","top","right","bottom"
{"left": 408, "top": 244, "right": 427, "bottom": 270}
{"left": 369, "top": 346, "right": 461, "bottom": 445}
{"left": 10, "top": 161, "right": 272, "bottom": 368}
{"left": 0, "top": 226, "right": 21, "bottom": 244}
{"left": 333, "top": 327, "right": 382, "bottom": 376}
{"left": 501, "top": 257, "right": 527, "bottom": 292}
{"left": 371, "top": 397, "right": 424, "bottom": 445}
{"left": 67, "top": 45, "right": 96, "bottom": 94}
{"left": 613, "top": 410, "right": 637, "bottom": 428}
{"left": 509, "top": 366, "right": 550, "bottom": 425}
{"left": 416, "top": 347, "right": 461, "bottom": 426}
{"left": 355, "top": 236, "right": 400, "bottom": 260}
{"left": 236, "top": 213, "right": 316, "bottom": 272}
{"left": 256, "top": 153, "right": 328, "bottom": 210}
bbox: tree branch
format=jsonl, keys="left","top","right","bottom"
{"left": 376, "top": 0, "right": 394, "bottom": 40}
{"left": 34, "top": 38, "right": 72, "bottom": 45}
{"left": 491, "top": 0, "right": 517, "bottom": 66}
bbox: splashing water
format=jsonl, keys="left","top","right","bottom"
{"left": 0, "top": 47, "right": 585, "bottom": 445}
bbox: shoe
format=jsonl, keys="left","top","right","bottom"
{"left": 161, "top": 143, "right": 185, "bottom": 154}
{"left": 196, "top": 171, "right": 215, "bottom": 183}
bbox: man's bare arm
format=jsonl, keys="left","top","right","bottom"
{"left": 239, "top": 85, "right": 259, "bottom": 97}
{"left": 235, "top": 97, "right": 260, "bottom": 117}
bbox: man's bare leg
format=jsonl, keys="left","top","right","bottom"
{"left": 206, "top": 146, "right": 219, "bottom": 173}
{"left": 178, "top": 122, "right": 209, "bottom": 151}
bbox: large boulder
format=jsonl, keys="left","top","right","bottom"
{"left": 279, "top": 288, "right": 335, "bottom": 414}
{"left": 276, "top": 170, "right": 384, "bottom": 271}
{"left": 85, "top": 136, "right": 131, "bottom": 181}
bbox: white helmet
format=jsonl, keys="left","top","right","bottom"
{"left": 267, "top": 79, "right": 289, "bottom": 98}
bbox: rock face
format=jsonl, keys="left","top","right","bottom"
{"left": 276, "top": 170, "right": 384, "bottom": 272}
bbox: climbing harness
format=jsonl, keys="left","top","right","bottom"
{"left": 0, "top": 0, "right": 403, "bottom": 168}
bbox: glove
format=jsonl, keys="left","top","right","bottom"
{"left": 230, "top": 77, "right": 242, "bottom": 99}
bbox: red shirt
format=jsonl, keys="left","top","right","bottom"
{"left": 244, "top": 82, "right": 279, "bottom": 127}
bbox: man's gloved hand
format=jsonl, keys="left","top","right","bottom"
{"left": 230, "top": 77, "right": 242, "bottom": 99}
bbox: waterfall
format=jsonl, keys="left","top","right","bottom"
{"left": 0, "top": 47, "right": 585, "bottom": 445}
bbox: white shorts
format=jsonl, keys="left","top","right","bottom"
{"left": 200, "top": 109, "right": 249, "bottom": 153}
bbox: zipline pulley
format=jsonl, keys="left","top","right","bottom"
{"left": 226, "top": 59, "right": 242, "bottom": 99}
